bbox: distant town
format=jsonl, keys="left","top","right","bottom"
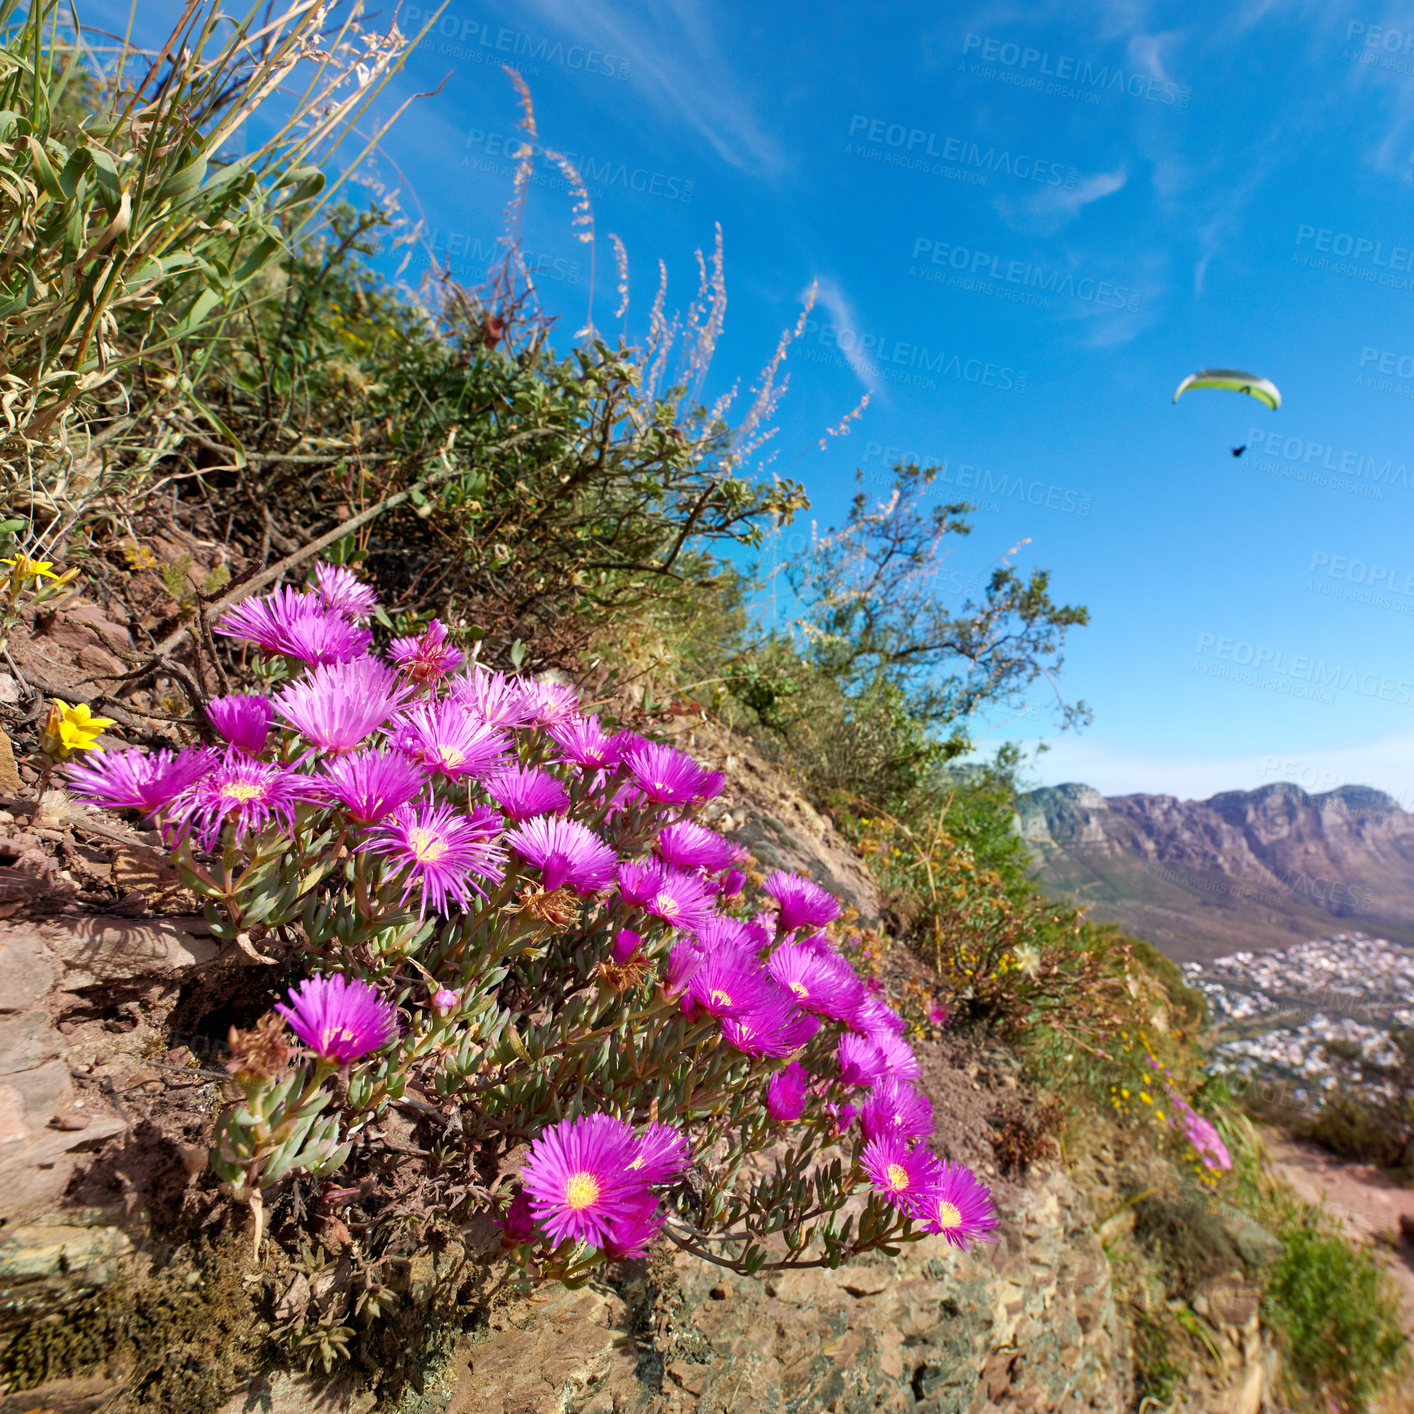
{"left": 1182, "top": 934, "right": 1414, "bottom": 1108}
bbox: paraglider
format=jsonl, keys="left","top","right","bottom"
{"left": 1172, "top": 369, "right": 1281, "bottom": 411}
{"left": 1231, "top": 445, "right": 1246, "bottom": 458}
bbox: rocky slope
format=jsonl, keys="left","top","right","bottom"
{"left": 1017, "top": 781, "right": 1414, "bottom": 963}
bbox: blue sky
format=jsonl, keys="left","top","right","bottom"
{"left": 90, "top": 1, "right": 1414, "bottom": 804}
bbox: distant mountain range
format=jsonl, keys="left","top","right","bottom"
{"left": 1016, "top": 781, "right": 1414, "bottom": 963}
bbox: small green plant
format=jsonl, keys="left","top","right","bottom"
{"left": 1263, "top": 1211, "right": 1408, "bottom": 1412}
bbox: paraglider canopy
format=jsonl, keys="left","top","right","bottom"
{"left": 1172, "top": 369, "right": 1281, "bottom": 410}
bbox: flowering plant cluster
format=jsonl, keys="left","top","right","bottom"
{"left": 66, "top": 564, "right": 996, "bottom": 1280}
{"left": 1108, "top": 1037, "right": 1232, "bottom": 1185}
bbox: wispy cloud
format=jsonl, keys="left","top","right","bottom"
{"left": 509, "top": 0, "right": 785, "bottom": 174}
{"left": 813, "top": 277, "right": 880, "bottom": 389}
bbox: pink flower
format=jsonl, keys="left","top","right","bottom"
{"left": 860, "top": 1080, "right": 934, "bottom": 1143}
{"left": 768, "top": 944, "right": 865, "bottom": 1021}
{"left": 763, "top": 870, "right": 841, "bottom": 933}
{"left": 766, "top": 1062, "right": 809, "bottom": 1122}
{"left": 179, "top": 751, "right": 311, "bottom": 849}
{"left": 624, "top": 741, "right": 719, "bottom": 804}
{"left": 837, "top": 1034, "right": 888, "bottom": 1088}
{"left": 311, "top": 749, "right": 426, "bottom": 824}
{"left": 547, "top": 716, "right": 630, "bottom": 770}
{"left": 484, "top": 765, "right": 570, "bottom": 822}
{"left": 388, "top": 619, "right": 465, "bottom": 684}
{"left": 215, "top": 586, "right": 371, "bottom": 665}
{"left": 451, "top": 668, "right": 536, "bottom": 728}
{"left": 686, "top": 953, "right": 776, "bottom": 1019}
{"left": 613, "top": 929, "right": 643, "bottom": 963}
{"left": 359, "top": 800, "right": 506, "bottom": 915}
{"left": 313, "top": 562, "right": 378, "bottom": 619}
{"left": 721, "top": 992, "right": 819, "bottom": 1058}
{"left": 276, "top": 973, "right": 400, "bottom": 1063}
{"left": 599, "top": 1192, "right": 665, "bottom": 1260}
{"left": 497, "top": 1190, "right": 537, "bottom": 1246}
{"left": 205, "top": 694, "right": 275, "bottom": 755}
{"left": 657, "top": 821, "right": 738, "bottom": 871}
{"left": 519, "top": 678, "right": 580, "bottom": 726}
{"left": 67, "top": 745, "right": 214, "bottom": 815}
{"left": 520, "top": 1113, "right": 645, "bottom": 1249}
{"left": 642, "top": 867, "right": 716, "bottom": 933}
{"left": 627, "top": 1122, "right": 690, "bottom": 1185}
{"left": 504, "top": 816, "right": 618, "bottom": 895}
{"left": 871, "top": 1031, "right": 922, "bottom": 1083}
{"left": 909, "top": 1162, "right": 999, "bottom": 1249}
{"left": 274, "top": 656, "right": 410, "bottom": 753}
{"left": 860, "top": 1135, "right": 945, "bottom": 1215}
{"left": 391, "top": 699, "right": 512, "bottom": 780}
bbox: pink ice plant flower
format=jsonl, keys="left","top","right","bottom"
{"left": 599, "top": 1192, "right": 666, "bottom": 1260}
{"left": 626, "top": 1122, "right": 690, "bottom": 1185}
{"left": 766, "top": 1061, "right": 809, "bottom": 1122}
{"left": 205, "top": 694, "right": 275, "bottom": 756}
{"left": 520, "top": 1113, "right": 647, "bottom": 1249}
{"left": 215, "top": 585, "right": 371, "bottom": 665}
{"left": 612, "top": 929, "right": 643, "bottom": 963}
{"left": 483, "top": 765, "right": 570, "bottom": 822}
{"left": 359, "top": 800, "right": 506, "bottom": 915}
{"left": 837, "top": 1033, "right": 889, "bottom": 1088}
{"left": 685, "top": 953, "right": 777, "bottom": 1020}
{"left": 768, "top": 944, "right": 865, "bottom": 1021}
{"left": 450, "top": 667, "right": 536, "bottom": 729}
{"left": 656, "top": 820, "right": 739, "bottom": 872}
{"left": 313, "top": 562, "right": 379, "bottom": 619}
{"left": 861, "top": 1135, "right": 946, "bottom": 1216}
{"left": 311, "top": 749, "right": 426, "bottom": 824}
{"left": 722, "top": 991, "right": 819, "bottom": 1058}
{"left": 518, "top": 678, "right": 580, "bottom": 726}
{"left": 504, "top": 816, "right": 618, "bottom": 895}
{"left": 547, "top": 716, "right": 629, "bottom": 770}
{"left": 910, "top": 1161, "right": 1000, "bottom": 1248}
{"left": 762, "top": 870, "right": 841, "bottom": 933}
{"left": 67, "top": 745, "right": 215, "bottom": 816}
{"left": 624, "top": 741, "right": 720, "bottom": 805}
{"left": 274, "top": 656, "right": 410, "bottom": 753}
{"left": 391, "top": 699, "right": 512, "bottom": 780}
{"left": 641, "top": 867, "right": 716, "bottom": 933}
{"left": 275, "top": 973, "right": 400, "bottom": 1064}
{"left": 180, "top": 751, "right": 311, "bottom": 849}
{"left": 871, "top": 1031, "right": 923, "bottom": 1083}
{"left": 860, "top": 1079, "right": 935, "bottom": 1143}
{"left": 388, "top": 619, "right": 465, "bottom": 685}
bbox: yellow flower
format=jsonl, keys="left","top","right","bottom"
{"left": 2, "top": 554, "right": 59, "bottom": 582}
{"left": 40, "top": 699, "right": 115, "bottom": 758}
{"left": 1139, "top": 1091, "right": 1153, "bottom": 1105}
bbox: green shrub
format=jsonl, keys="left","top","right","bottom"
{"left": 1264, "top": 1213, "right": 1408, "bottom": 1412}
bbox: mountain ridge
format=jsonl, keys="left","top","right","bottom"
{"left": 1017, "top": 779, "right": 1414, "bottom": 962}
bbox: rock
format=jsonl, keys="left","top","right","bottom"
{"left": 0, "top": 1219, "right": 133, "bottom": 1286}
{"left": 216, "top": 1371, "right": 375, "bottom": 1414}
{"left": 0, "top": 929, "right": 56, "bottom": 1011}
{"left": 1217, "top": 1208, "right": 1284, "bottom": 1271}
{"left": 447, "top": 1283, "right": 633, "bottom": 1414}
{"left": 0, "top": 673, "right": 19, "bottom": 705}
{"left": 0, "top": 1010, "right": 63, "bottom": 1076}
{"left": 0, "top": 730, "right": 20, "bottom": 794}
{"left": 0, "top": 1375, "right": 114, "bottom": 1413}
{"left": 36, "top": 916, "right": 219, "bottom": 989}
